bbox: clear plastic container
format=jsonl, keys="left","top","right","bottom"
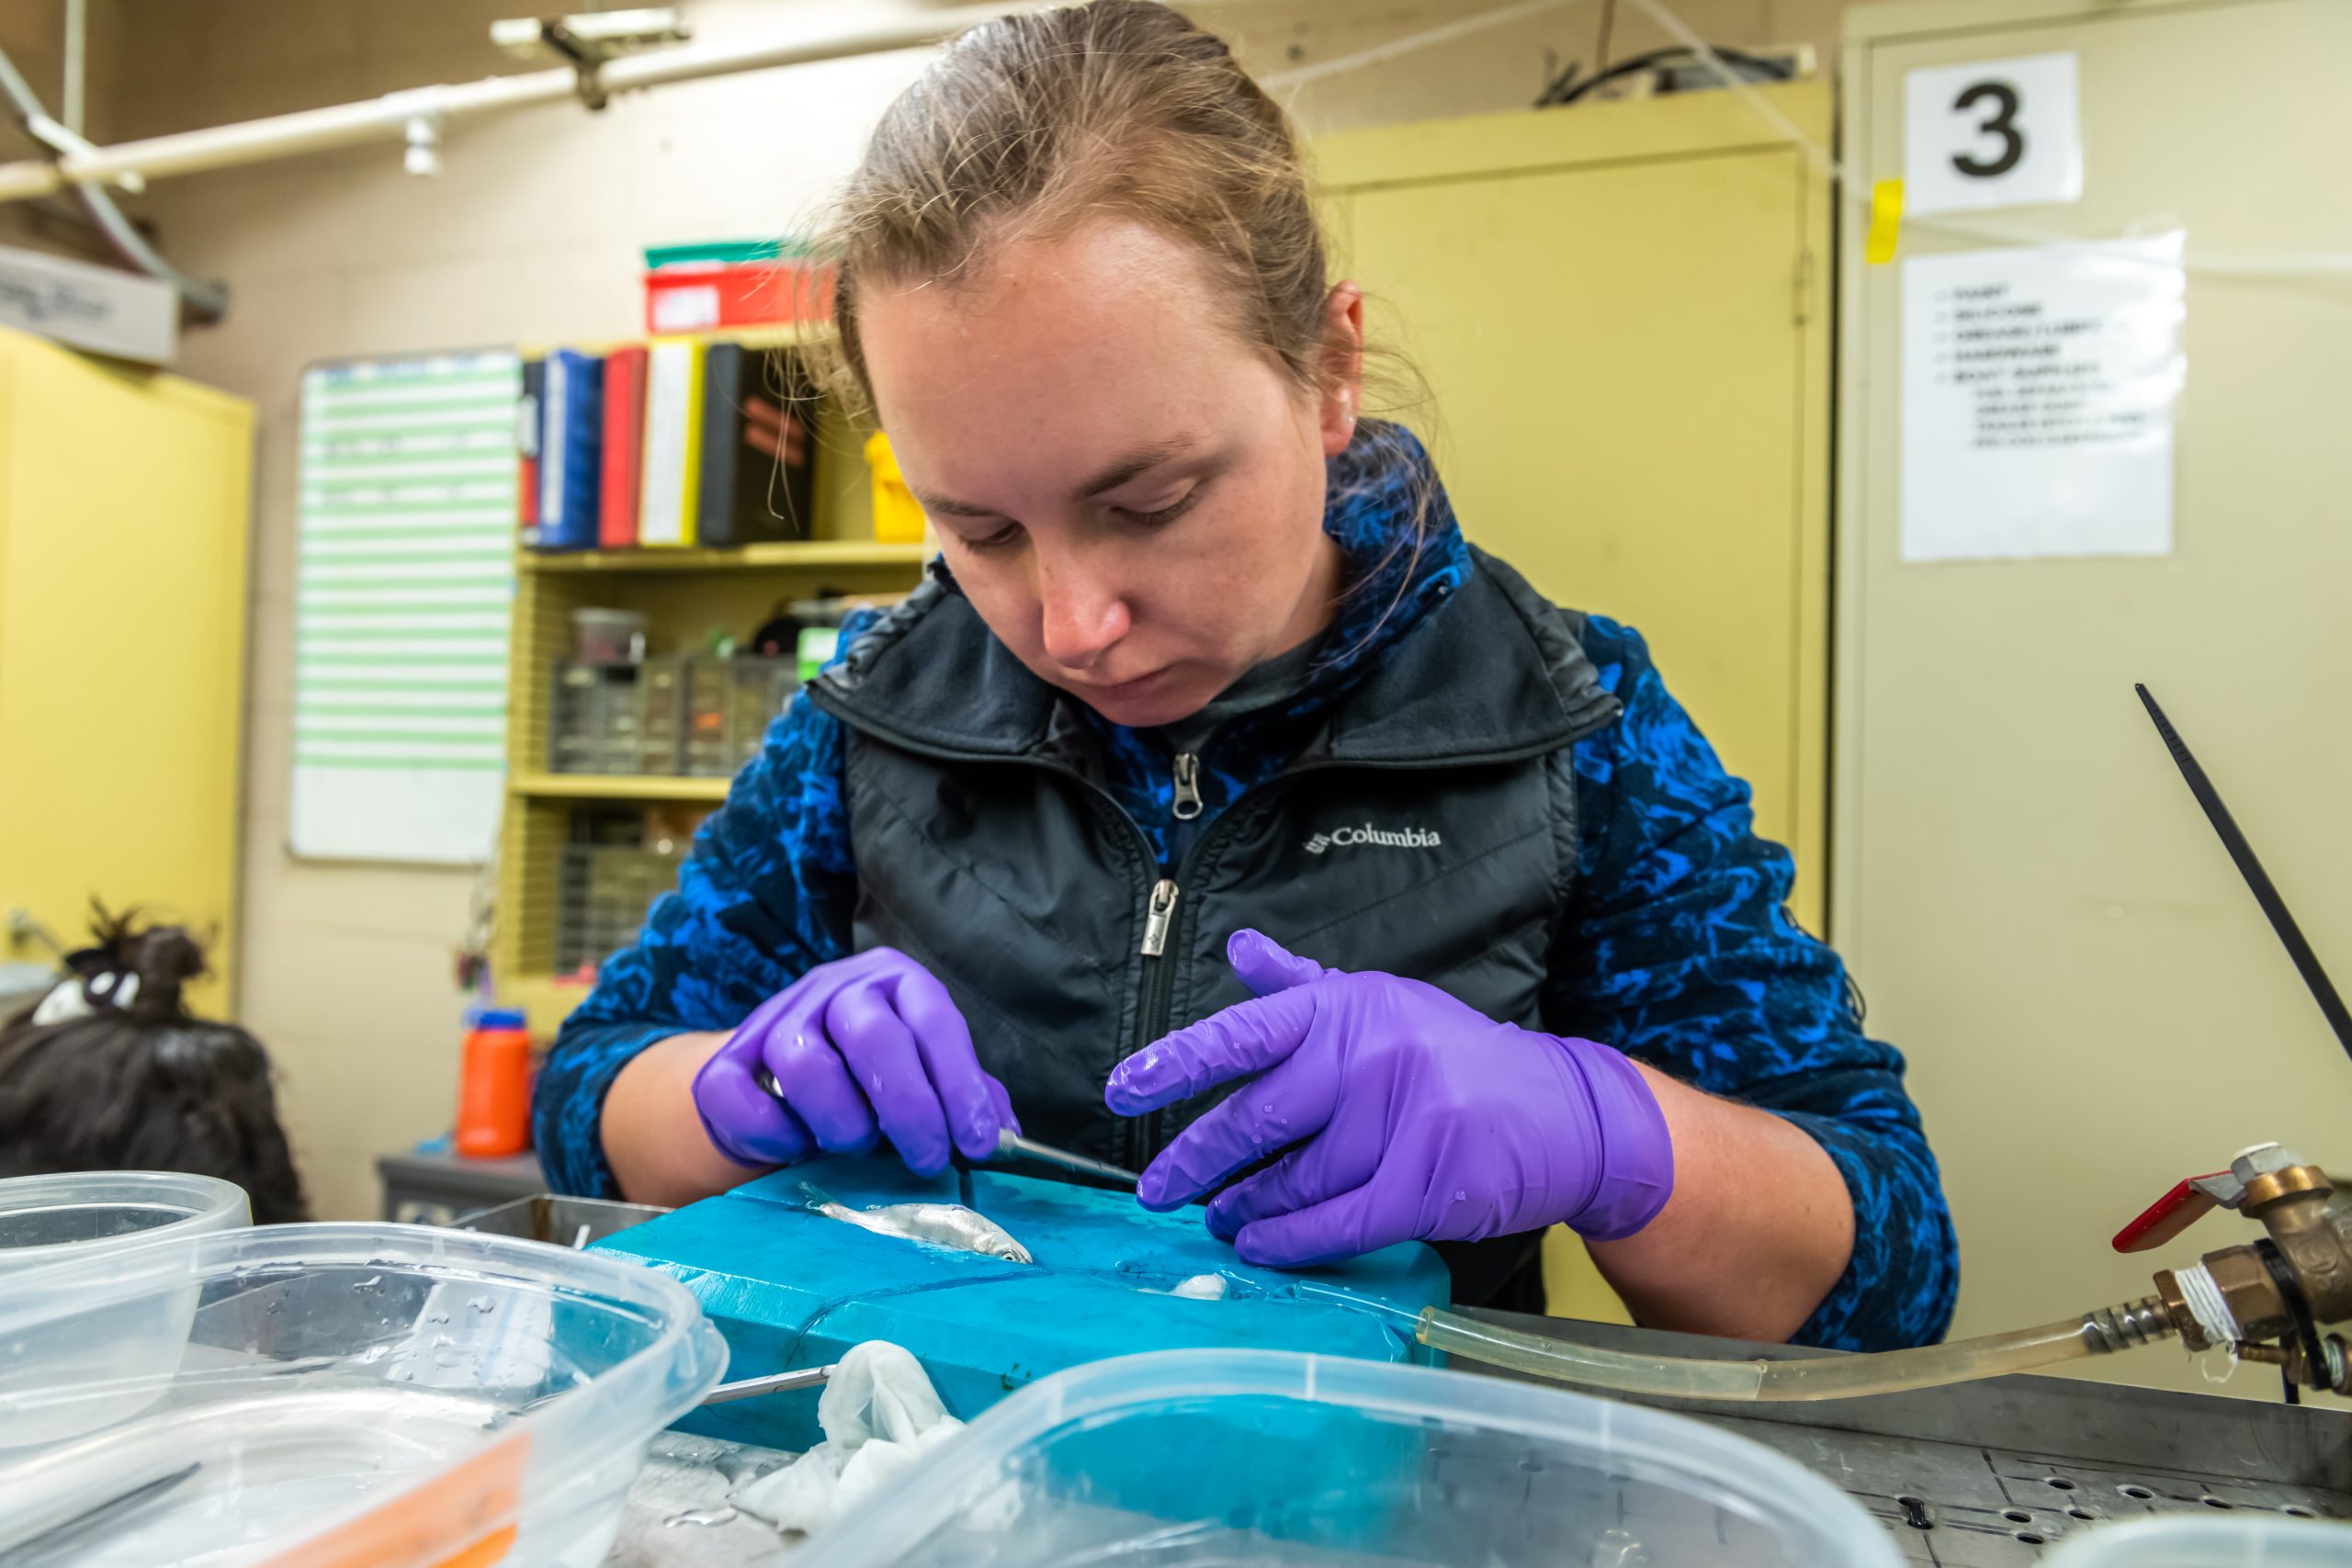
{"left": 2044, "top": 1517, "right": 2352, "bottom": 1566}
{"left": 0, "top": 1222, "right": 728, "bottom": 1567}
{"left": 571, "top": 605, "right": 648, "bottom": 664}
{"left": 807, "top": 1348, "right": 1905, "bottom": 1568}
{"left": 0, "top": 1171, "right": 252, "bottom": 1447}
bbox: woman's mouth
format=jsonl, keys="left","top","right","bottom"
{"left": 1074, "top": 667, "right": 1170, "bottom": 700}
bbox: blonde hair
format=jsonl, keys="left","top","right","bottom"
{"left": 823, "top": 0, "right": 1338, "bottom": 414}
{"left": 819, "top": 0, "right": 1439, "bottom": 645}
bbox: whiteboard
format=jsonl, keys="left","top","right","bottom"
{"left": 289, "top": 350, "right": 519, "bottom": 863}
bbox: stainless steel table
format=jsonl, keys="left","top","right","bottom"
{"left": 603, "top": 1313, "right": 2350, "bottom": 1565}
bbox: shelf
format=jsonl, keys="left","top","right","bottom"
{"left": 499, "top": 972, "right": 594, "bottom": 1035}
{"left": 520, "top": 539, "right": 929, "bottom": 575}
{"left": 518, "top": 321, "right": 841, "bottom": 356}
{"left": 510, "top": 773, "right": 734, "bottom": 802}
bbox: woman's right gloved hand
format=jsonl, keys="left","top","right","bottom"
{"left": 691, "top": 948, "right": 1018, "bottom": 1177}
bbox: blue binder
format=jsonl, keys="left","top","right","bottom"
{"left": 525, "top": 347, "right": 603, "bottom": 549}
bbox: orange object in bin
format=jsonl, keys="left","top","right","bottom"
{"left": 456, "top": 1008, "right": 534, "bottom": 1158}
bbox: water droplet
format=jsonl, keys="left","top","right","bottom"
{"left": 468, "top": 1296, "right": 495, "bottom": 1314}
{"left": 265, "top": 1300, "right": 284, "bottom": 1314}
{"left": 1453, "top": 1190, "right": 1467, "bottom": 1203}
{"left": 1586, "top": 1528, "right": 1649, "bottom": 1567}
{"left": 425, "top": 1312, "right": 449, "bottom": 1325}
{"left": 665, "top": 1506, "right": 739, "bottom": 1529}
{"left": 353, "top": 1275, "right": 383, "bottom": 1293}
{"left": 1261, "top": 1102, "right": 1275, "bottom": 1115}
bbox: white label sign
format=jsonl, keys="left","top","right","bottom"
{"left": 0, "top": 242, "right": 177, "bottom": 364}
{"left": 1901, "top": 234, "right": 2184, "bottom": 564}
{"left": 1905, "top": 52, "right": 2083, "bottom": 216}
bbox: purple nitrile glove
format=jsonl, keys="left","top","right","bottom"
{"left": 1104, "top": 930, "right": 1673, "bottom": 1269}
{"left": 692, "top": 947, "right": 1019, "bottom": 1177}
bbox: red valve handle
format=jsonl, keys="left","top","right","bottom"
{"left": 2112, "top": 1174, "right": 2231, "bottom": 1254}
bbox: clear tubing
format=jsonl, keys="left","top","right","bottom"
{"left": 1416, "top": 1304, "right": 2173, "bottom": 1403}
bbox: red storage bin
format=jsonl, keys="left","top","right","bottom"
{"left": 643, "top": 260, "right": 836, "bottom": 334}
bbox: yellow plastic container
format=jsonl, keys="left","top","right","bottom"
{"left": 864, "top": 431, "right": 928, "bottom": 545}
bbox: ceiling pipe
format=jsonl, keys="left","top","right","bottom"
{"left": 0, "top": 2, "right": 1029, "bottom": 204}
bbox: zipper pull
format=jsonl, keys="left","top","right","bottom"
{"left": 1141, "top": 878, "right": 1180, "bottom": 957}
{"left": 1172, "top": 752, "right": 1203, "bottom": 822}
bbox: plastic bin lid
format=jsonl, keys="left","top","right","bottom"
{"left": 466, "top": 1007, "right": 529, "bottom": 1031}
{"left": 807, "top": 1348, "right": 1905, "bottom": 1568}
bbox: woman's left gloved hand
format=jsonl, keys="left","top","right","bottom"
{"left": 1104, "top": 930, "right": 1673, "bottom": 1269}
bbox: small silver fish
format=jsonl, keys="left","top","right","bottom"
{"left": 800, "top": 1182, "right": 1034, "bottom": 1264}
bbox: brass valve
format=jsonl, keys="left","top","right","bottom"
{"left": 2128, "top": 1145, "right": 2352, "bottom": 1383}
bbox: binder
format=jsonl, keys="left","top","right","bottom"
{"left": 526, "top": 347, "right": 603, "bottom": 550}
{"left": 695, "top": 344, "right": 818, "bottom": 547}
{"left": 516, "top": 355, "right": 543, "bottom": 536}
{"left": 599, "top": 344, "right": 648, "bottom": 548}
{"left": 639, "top": 337, "right": 705, "bottom": 548}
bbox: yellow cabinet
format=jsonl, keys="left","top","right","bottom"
{"left": 0, "top": 326, "right": 254, "bottom": 1015}
{"left": 1319, "top": 85, "right": 1835, "bottom": 1321}
{"left": 1318, "top": 82, "right": 1833, "bottom": 931}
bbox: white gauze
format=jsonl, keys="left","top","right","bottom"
{"left": 732, "top": 1340, "right": 966, "bottom": 1535}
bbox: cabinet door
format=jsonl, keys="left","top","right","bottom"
{"left": 0, "top": 327, "right": 254, "bottom": 1016}
{"left": 1321, "top": 88, "right": 1833, "bottom": 1322}
{"left": 1836, "top": 0, "right": 2352, "bottom": 1384}
{"left": 1323, "top": 84, "right": 1832, "bottom": 928}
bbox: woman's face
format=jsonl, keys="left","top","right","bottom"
{"left": 856, "top": 219, "right": 1361, "bottom": 728}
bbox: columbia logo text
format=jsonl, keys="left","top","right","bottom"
{"left": 1303, "top": 823, "right": 1443, "bottom": 855}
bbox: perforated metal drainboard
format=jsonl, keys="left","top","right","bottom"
{"left": 1464, "top": 1314, "right": 2352, "bottom": 1567}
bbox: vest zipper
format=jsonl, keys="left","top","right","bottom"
{"left": 1140, "top": 878, "right": 1180, "bottom": 956}
{"left": 1171, "top": 753, "right": 1203, "bottom": 821}
{"left": 805, "top": 682, "right": 1622, "bottom": 1174}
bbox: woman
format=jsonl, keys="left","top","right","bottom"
{"left": 537, "top": 0, "right": 1957, "bottom": 1349}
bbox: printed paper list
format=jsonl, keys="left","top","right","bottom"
{"left": 1901, "top": 234, "right": 2184, "bottom": 562}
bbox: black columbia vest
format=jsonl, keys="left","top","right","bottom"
{"left": 807, "top": 547, "right": 1622, "bottom": 1306}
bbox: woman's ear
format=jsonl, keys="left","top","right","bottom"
{"left": 1317, "top": 281, "right": 1365, "bottom": 457}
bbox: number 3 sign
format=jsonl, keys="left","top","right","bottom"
{"left": 1903, "top": 52, "right": 2083, "bottom": 216}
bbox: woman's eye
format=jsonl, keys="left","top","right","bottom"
{"left": 1119, "top": 487, "right": 1201, "bottom": 528}
{"left": 961, "top": 523, "right": 1024, "bottom": 553}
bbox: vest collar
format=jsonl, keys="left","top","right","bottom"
{"left": 812, "top": 429, "right": 1618, "bottom": 766}
{"left": 813, "top": 550, "right": 1616, "bottom": 768}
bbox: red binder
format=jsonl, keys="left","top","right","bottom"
{"left": 599, "top": 344, "right": 649, "bottom": 548}
{"left": 517, "top": 355, "right": 542, "bottom": 536}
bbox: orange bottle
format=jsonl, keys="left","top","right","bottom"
{"left": 456, "top": 1008, "right": 534, "bottom": 1158}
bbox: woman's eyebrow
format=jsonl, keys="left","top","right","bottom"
{"left": 907, "top": 486, "right": 1000, "bottom": 519}
{"left": 910, "top": 438, "right": 1202, "bottom": 518}
{"left": 1078, "top": 438, "right": 1197, "bottom": 499}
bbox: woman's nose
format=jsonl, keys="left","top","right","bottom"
{"left": 1035, "top": 553, "right": 1132, "bottom": 670}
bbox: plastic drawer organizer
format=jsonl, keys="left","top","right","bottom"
{"left": 554, "top": 840, "right": 683, "bottom": 972}
{"left": 548, "top": 655, "right": 795, "bottom": 778}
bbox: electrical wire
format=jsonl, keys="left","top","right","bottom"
{"left": 1542, "top": 45, "right": 1793, "bottom": 107}
{"left": 0, "top": 39, "right": 227, "bottom": 321}
{"left": 1261, "top": 0, "right": 1591, "bottom": 94}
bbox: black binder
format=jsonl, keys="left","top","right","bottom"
{"left": 696, "top": 344, "right": 819, "bottom": 546}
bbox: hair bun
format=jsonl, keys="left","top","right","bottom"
{"left": 84, "top": 906, "right": 210, "bottom": 1019}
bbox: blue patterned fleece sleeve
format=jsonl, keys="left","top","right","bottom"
{"left": 530, "top": 688, "right": 862, "bottom": 1198}
{"left": 1550, "top": 616, "right": 1959, "bottom": 1351}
